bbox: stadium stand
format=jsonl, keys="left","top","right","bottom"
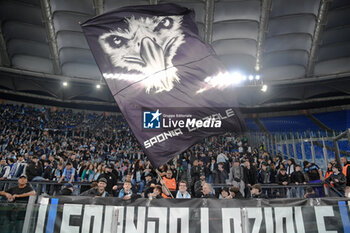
{"left": 0, "top": 103, "right": 348, "bottom": 202}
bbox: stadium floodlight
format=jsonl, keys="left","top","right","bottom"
{"left": 261, "top": 84, "right": 268, "bottom": 92}
{"left": 248, "top": 75, "right": 254, "bottom": 81}
{"left": 255, "top": 64, "right": 260, "bottom": 71}
{"left": 96, "top": 84, "right": 101, "bottom": 89}
{"left": 231, "top": 72, "right": 243, "bottom": 84}
{"left": 62, "top": 81, "right": 68, "bottom": 87}
{"left": 255, "top": 75, "right": 260, "bottom": 80}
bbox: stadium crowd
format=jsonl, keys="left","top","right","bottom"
{"left": 0, "top": 103, "right": 349, "bottom": 202}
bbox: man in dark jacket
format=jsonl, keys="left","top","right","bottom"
{"left": 251, "top": 184, "right": 267, "bottom": 198}
{"left": 304, "top": 160, "right": 323, "bottom": 197}
{"left": 243, "top": 160, "right": 257, "bottom": 197}
{"left": 43, "top": 160, "right": 53, "bottom": 180}
{"left": 276, "top": 168, "right": 289, "bottom": 198}
{"left": 194, "top": 173, "right": 206, "bottom": 198}
{"left": 26, "top": 156, "right": 43, "bottom": 181}
{"left": 229, "top": 186, "right": 244, "bottom": 199}
{"left": 142, "top": 173, "right": 156, "bottom": 198}
{"left": 326, "top": 165, "right": 346, "bottom": 196}
{"left": 291, "top": 165, "right": 306, "bottom": 198}
{"left": 190, "top": 160, "right": 201, "bottom": 194}
{"left": 212, "top": 162, "right": 227, "bottom": 197}
{"left": 81, "top": 178, "right": 110, "bottom": 197}
{"left": 97, "top": 165, "right": 118, "bottom": 194}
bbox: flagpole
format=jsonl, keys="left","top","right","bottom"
{"left": 155, "top": 169, "right": 174, "bottom": 199}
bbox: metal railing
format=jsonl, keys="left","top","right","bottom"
{"left": 0, "top": 179, "right": 343, "bottom": 198}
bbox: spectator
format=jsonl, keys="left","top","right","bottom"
{"left": 228, "top": 159, "right": 245, "bottom": 197}
{"left": 97, "top": 164, "right": 118, "bottom": 194}
{"left": 110, "top": 163, "right": 120, "bottom": 181}
{"left": 169, "top": 163, "right": 177, "bottom": 181}
{"left": 190, "top": 160, "right": 201, "bottom": 194}
{"left": 325, "top": 165, "right": 346, "bottom": 196}
{"left": 290, "top": 164, "right": 306, "bottom": 198}
{"left": 243, "top": 160, "right": 257, "bottom": 197}
{"left": 276, "top": 168, "right": 289, "bottom": 198}
{"left": 13, "top": 154, "right": 26, "bottom": 178}
{"left": 325, "top": 162, "right": 333, "bottom": 183}
{"left": 149, "top": 185, "right": 163, "bottom": 199}
{"left": 208, "top": 157, "right": 217, "bottom": 184}
{"left": 303, "top": 160, "right": 323, "bottom": 197}
{"left": 341, "top": 157, "right": 350, "bottom": 187}
{"left": 81, "top": 178, "right": 110, "bottom": 197}
{"left": 251, "top": 184, "right": 267, "bottom": 198}
{"left": 229, "top": 186, "right": 243, "bottom": 199}
{"left": 201, "top": 183, "right": 215, "bottom": 198}
{"left": 142, "top": 173, "right": 156, "bottom": 198}
{"left": 194, "top": 173, "right": 206, "bottom": 198}
{"left": 131, "top": 159, "right": 145, "bottom": 194}
{"left": 304, "top": 186, "right": 317, "bottom": 198}
{"left": 94, "top": 164, "right": 103, "bottom": 181}
{"left": 176, "top": 180, "right": 191, "bottom": 199}
{"left": 213, "top": 162, "right": 227, "bottom": 196}
{"left": 258, "top": 162, "right": 270, "bottom": 197}
{"left": 60, "top": 183, "right": 74, "bottom": 195}
{"left": 43, "top": 160, "right": 53, "bottom": 180}
{"left": 26, "top": 156, "right": 43, "bottom": 181}
{"left": 324, "top": 162, "right": 333, "bottom": 194}
{"left": 269, "top": 164, "right": 277, "bottom": 183}
{"left": 161, "top": 170, "right": 177, "bottom": 198}
{"left": 345, "top": 186, "right": 350, "bottom": 198}
{"left": 117, "top": 180, "right": 137, "bottom": 200}
{"left": 0, "top": 174, "right": 36, "bottom": 233}
{"left": 213, "top": 162, "right": 227, "bottom": 184}
{"left": 1, "top": 158, "right": 15, "bottom": 180}
{"left": 219, "top": 187, "right": 230, "bottom": 199}
{"left": 81, "top": 164, "right": 96, "bottom": 182}
{"left": 53, "top": 162, "right": 64, "bottom": 181}
{"left": 58, "top": 162, "right": 75, "bottom": 184}
{"left": 0, "top": 175, "right": 35, "bottom": 202}
{"left": 286, "top": 158, "right": 296, "bottom": 176}
{"left": 0, "top": 158, "right": 7, "bottom": 179}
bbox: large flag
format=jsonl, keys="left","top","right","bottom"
{"left": 81, "top": 3, "right": 246, "bottom": 167}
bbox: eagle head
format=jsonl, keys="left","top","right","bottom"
{"left": 99, "top": 16, "right": 185, "bottom": 93}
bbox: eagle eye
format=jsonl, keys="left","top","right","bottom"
{"left": 154, "top": 17, "right": 174, "bottom": 32}
{"left": 106, "top": 35, "right": 127, "bottom": 48}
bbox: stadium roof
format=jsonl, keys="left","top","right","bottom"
{"left": 0, "top": 0, "right": 349, "bottom": 112}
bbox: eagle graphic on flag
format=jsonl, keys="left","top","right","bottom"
{"left": 82, "top": 3, "right": 246, "bottom": 167}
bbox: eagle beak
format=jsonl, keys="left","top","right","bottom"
{"left": 140, "top": 37, "right": 166, "bottom": 71}
{"left": 164, "top": 37, "right": 176, "bottom": 57}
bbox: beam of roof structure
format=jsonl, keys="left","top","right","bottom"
{"left": 0, "top": 66, "right": 106, "bottom": 86}
{"left": 0, "top": 24, "right": 10, "bottom": 67}
{"left": 0, "top": 88, "right": 116, "bottom": 107}
{"left": 93, "top": 0, "right": 104, "bottom": 15}
{"left": 255, "top": 0, "right": 272, "bottom": 72}
{"left": 268, "top": 71, "right": 350, "bottom": 85}
{"left": 150, "top": 0, "right": 158, "bottom": 5}
{"left": 204, "top": 0, "right": 215, "bottom": 43}
{"left": 40, "top": 0, "right": 61, "bottom": 75}
{"left": 306, "top": 0, "right": 333, "bottom": 77}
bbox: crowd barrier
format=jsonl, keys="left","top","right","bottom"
{"left": 0, "top": 179, "right": 339, "bottom": 198}
{"left": 1, "top": 196, "right": 350, "bottom": 233}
